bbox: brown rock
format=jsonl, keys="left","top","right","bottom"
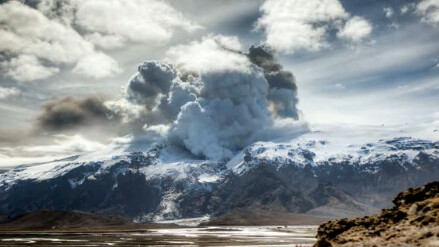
{"left": 314, "top": 181, "right": 439, "bottom": 247}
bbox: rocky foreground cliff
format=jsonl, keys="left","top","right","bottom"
{"left": 315, "top": 181, "right": 439, "bottom": 247}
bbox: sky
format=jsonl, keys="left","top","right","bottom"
{"left": 0, "top": 0, "right": 438, "bottom": 167}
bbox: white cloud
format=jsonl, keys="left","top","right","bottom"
{"left": 1, "top": 55, "right": 59, "bottom": 82}
{"left": 74, "top": 0, "right": 201, "bottom": 46}
{"left": 0, "top": 134, "right": 107, "bottom": 167}
{"left": 0, "top": 1, "right": 119, "bottom": 81}
{"left": 286, "top": 24, "right": 439, "bottom": 125}
{"left": 166, "top": 35, "right": 251, "bottom": 73}
{"left": 401, "top": 5, "right": 409, "bottom": 15}
{"left": 416, "top": 0, "right": 439, "bottom": 26}
{"left": 0, "top": 1, "right": 93, "bottom": 64}
{"left": 36, "top": 0, "right": 200, "bottom": 47}
{"left": 84, "top": 33, "right": 125, "bottom": 50}
{"left": 73, "top": 52, "right": 122, "bottom": 79}
{"left": 256, "top": 0, "right": 372, "bottom": 53}
{"left": 0, "top": 0, "right": 198, "bottom": 82}
{"left": 400, "top": 4, "right": 416, "bottom": 15}
{"left": 384, "top": 7, "right": 394, "bottom": 18}
{"left": 25, "top": 134, "right": 106, "bottom": 154}
{"left": 0, "top": 87, "right": 21, "bottom": 99}
{"left": 256, "top": 0, "right": 347, "bottom": 53}
{"left": 337, "top": 16, "right": 373, "bottom": 43}
{"left": 334, "top": 83, "right": 346, "bottom": 90}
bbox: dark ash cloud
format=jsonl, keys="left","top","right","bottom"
{"left": 37, "top": 96, "right": 120, "bottom": 131}
{"left": 0, "top": 95, "right": 122, "bottom": 153}
{"left": 127, "top": 62, "right": 176, "bottom": 107}
{"left": 247, "top": 45, "right": 299, "bottom": 119}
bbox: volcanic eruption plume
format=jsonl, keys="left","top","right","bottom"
{"left": 108, "top": 35, "right": 307, "bottom": 160}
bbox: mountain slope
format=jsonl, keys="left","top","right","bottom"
{"left": 0, "top": 125, "right": 438, "bottom": 223}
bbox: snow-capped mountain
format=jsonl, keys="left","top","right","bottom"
{"left": 0, "top": 124, "right": 438, "bottom": 222}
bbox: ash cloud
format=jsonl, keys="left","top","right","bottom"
{"left": 37, "top": 96, "right": 120, "bottom": 132}
{"left": 111, "top": 36, "right": 307, "bottom": 160}
{"left": 127, "top": 62, "right": 176, "bottom": 107}
{"left": 120, "top": 61, "right": 198, "bottom": 127}
{"left": 247, "top": 45, "right": 299, "bottom": 119}
{"left": 0, "top": 95, "right": 122, "bottom": 164}
{"left": 169, "top": 67, "right": 272, "bottom": 160}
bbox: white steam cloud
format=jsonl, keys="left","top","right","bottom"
{"left": 110, "top": 35, "right": 308, "bottom": 161}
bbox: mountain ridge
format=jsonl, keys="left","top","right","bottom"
{"left": 0, "top": 126, "right": 438, "bottom": 223}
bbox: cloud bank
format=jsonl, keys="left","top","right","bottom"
{"left": 74, "top": 0, "right": 200, "bottom": 47}
{"left": 0, "top": 1, "right": 118, "bottom": 81}
{"left": 0, "top": 0, "right": 199, "bottom": 82}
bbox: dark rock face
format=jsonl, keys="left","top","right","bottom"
{"left": 0, "top": 138, "right": 438, "bottom": 222}
{"left": 213, "top": 163, "right": 349, "bottom": 216}
{"left": 319, "top": 152, "right": 439, "bottom": 210}
{"left": 315, "top": 181, "right": 439, "bottom": 247}
{"left": 211, "top": 150, "right": 439, "bottom": 219}
{"left": 0, "top": 150, "right": 226, "bottom": 221}
{"left": 0, "top": 162, "right": 162, "bottom": 219}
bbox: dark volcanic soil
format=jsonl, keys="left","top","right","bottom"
{"left": 315, "top": 181, "right": 439, "bottom": 247}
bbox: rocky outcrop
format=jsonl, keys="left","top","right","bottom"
{"left": 315, "top": 181, "right": 439, "bottom": 247}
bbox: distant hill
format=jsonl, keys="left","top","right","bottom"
{"left": 0, "top": 210, "right": 133, "bottom": 231}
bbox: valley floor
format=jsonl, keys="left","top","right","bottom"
{"left": 0, "top": 225, "right": 317, "bottom": 246}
